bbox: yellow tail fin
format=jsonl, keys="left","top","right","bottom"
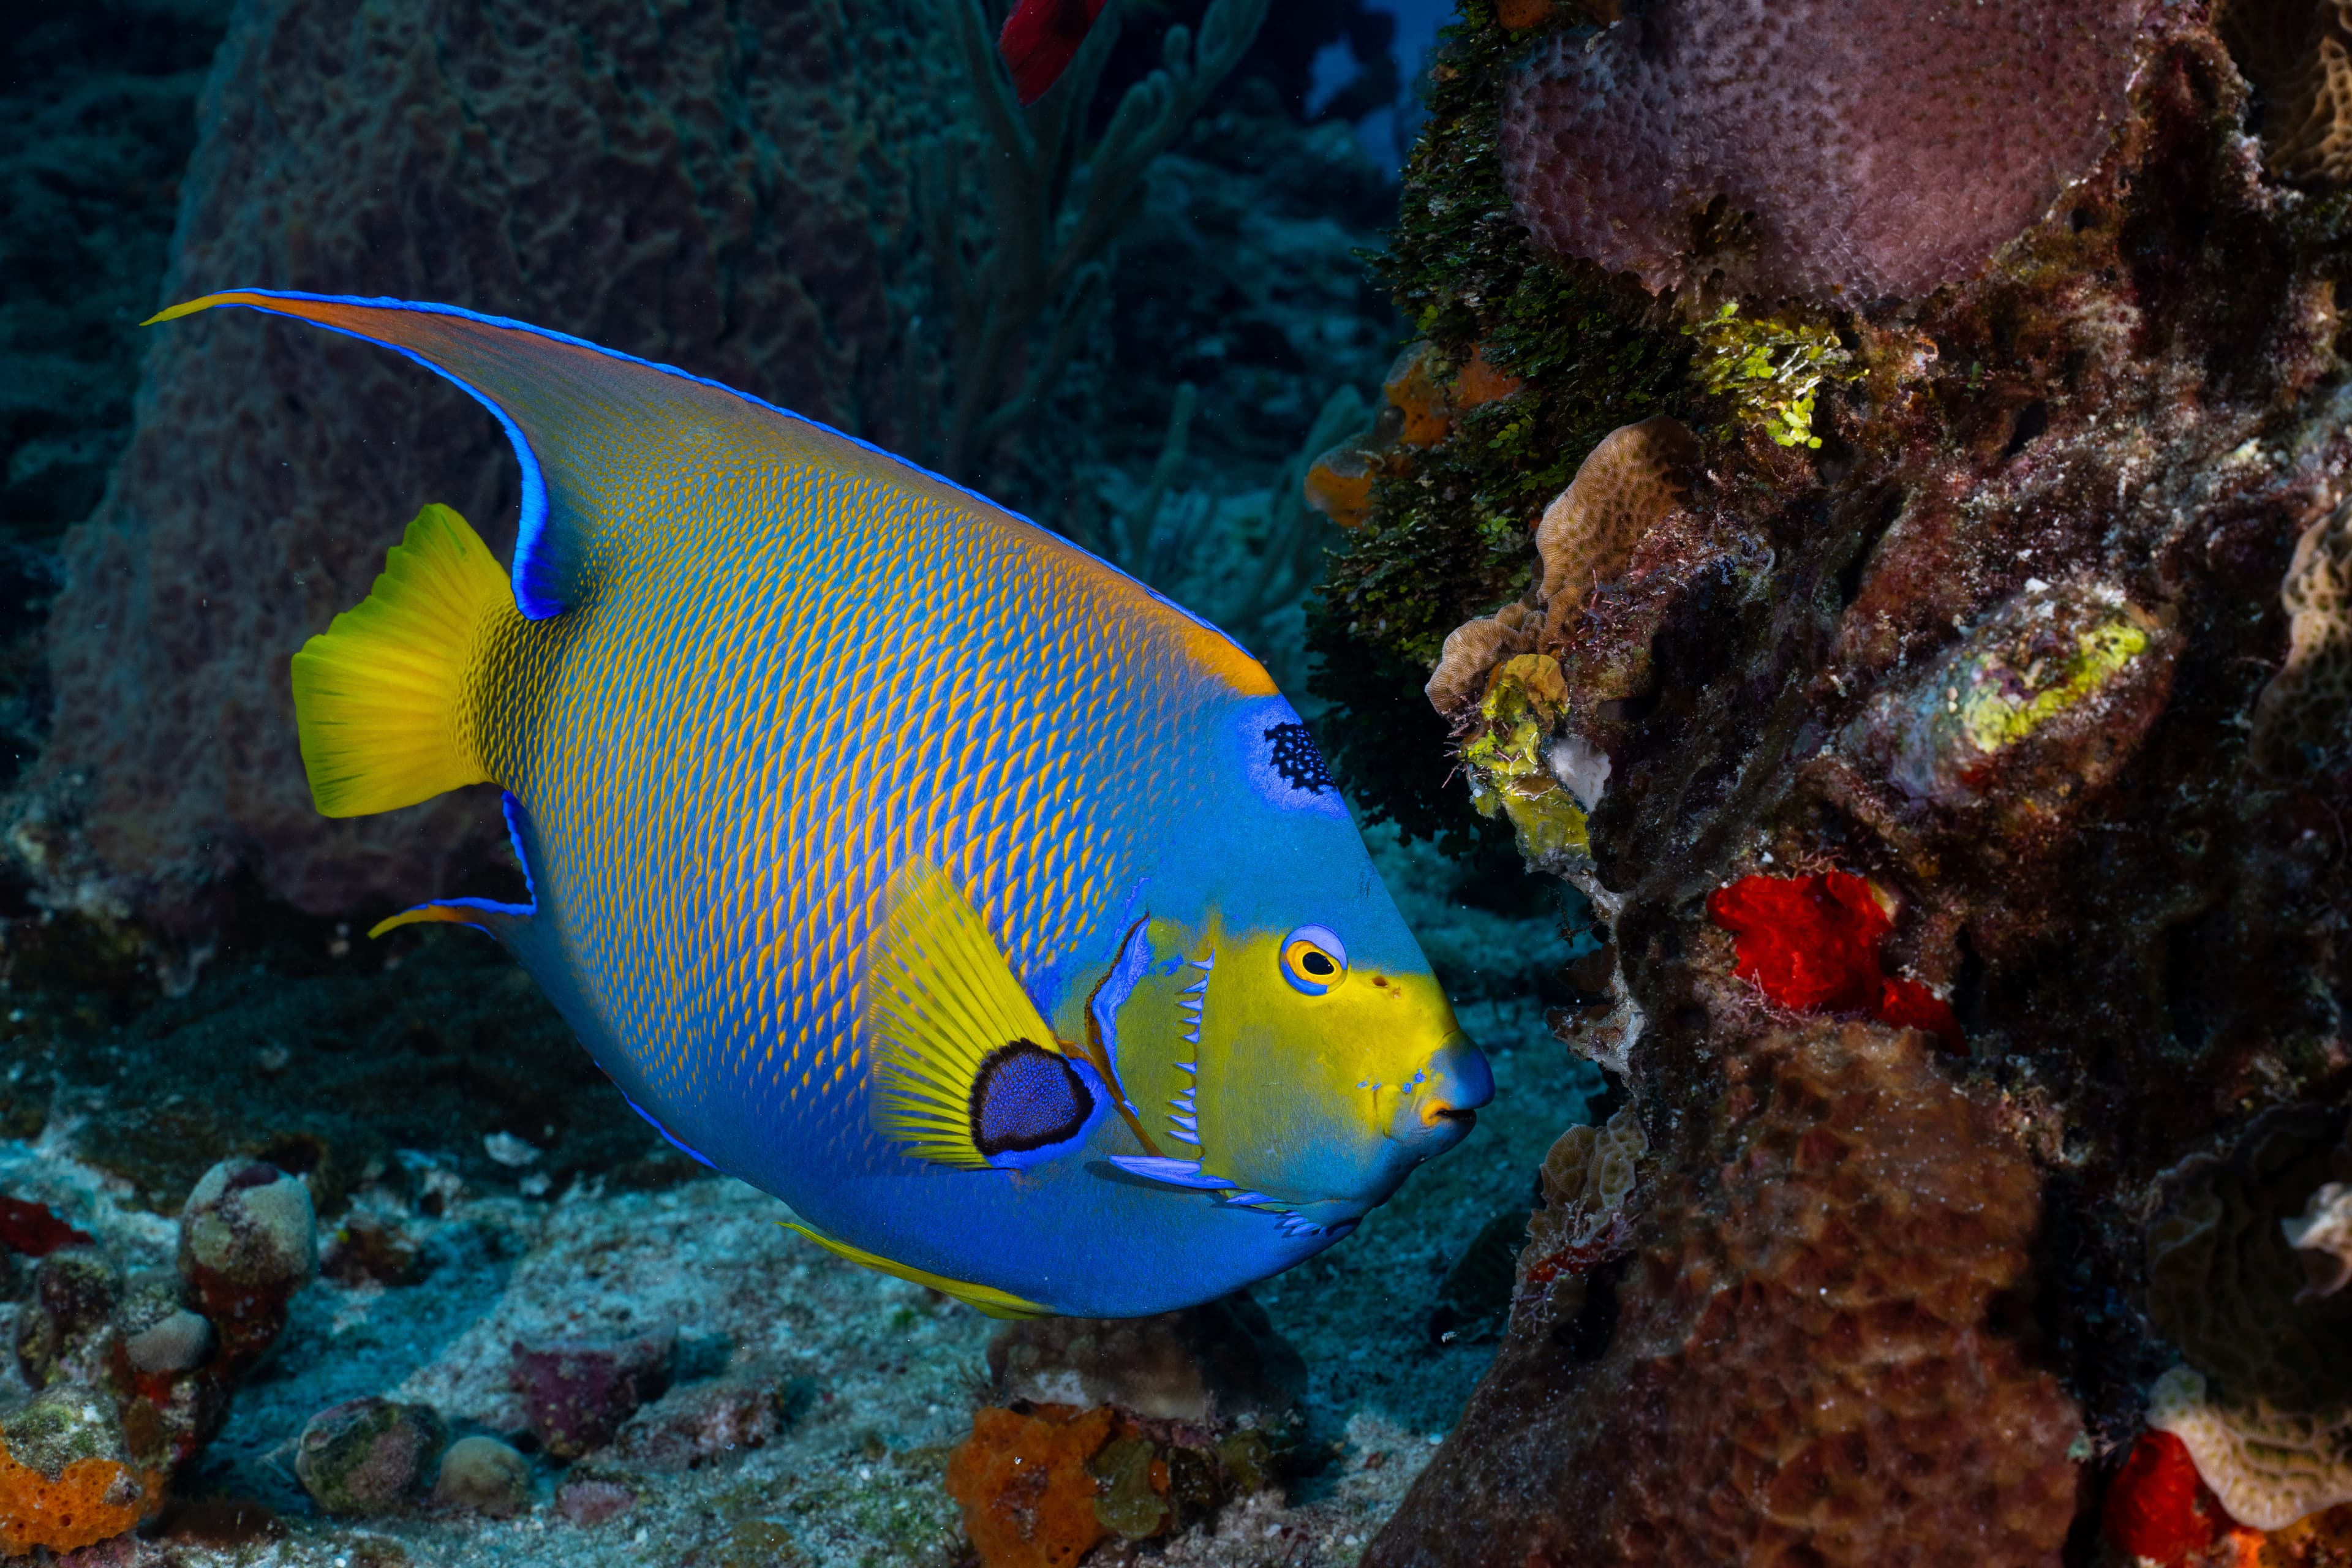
{"left": 292, "top": 503, "right": 513, "bottom": 817}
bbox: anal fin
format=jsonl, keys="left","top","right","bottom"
{"left": 778, "top": 1220, "right": 1047, "bottom": 1319}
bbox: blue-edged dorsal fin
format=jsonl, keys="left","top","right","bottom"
{"left": 143, "top": 289, "right": 1283, "bottom": 696}
{"left": 143, "top": 289, "right": 898, "bottom": 619}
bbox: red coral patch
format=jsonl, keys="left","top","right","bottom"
{"left": 2104, "top": 1430, "right": 2231, "bottom": 1565}
{"left": 1706, "top": 871, "right": 1890, "bottom": 1013}
{"left": 0, "top": 1196, "right": 92, "bottom": 1257}
{"left": 1706, "top": 872, "right": 1962, "bottom": 1049}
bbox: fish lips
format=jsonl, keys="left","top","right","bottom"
{"left": 1389, "top": 1031, "right": 1494, "bottom": 1158}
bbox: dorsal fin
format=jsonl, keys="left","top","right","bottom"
{"left": 143, "top": 290, "right": 927, "bottom": 619}
{"left": 144, "top": 290, "right": 1281, "bottom": 693}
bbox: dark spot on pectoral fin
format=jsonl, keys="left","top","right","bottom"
{"left": 971, "top": 1042, "right": 1093, "bottom": 1157}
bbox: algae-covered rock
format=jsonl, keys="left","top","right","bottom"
{"left": 0, "top": 1383, "right": 159, "bottom": 1555}
{"left": 293, "top": 1396, "right": 449, "bottom": 1516}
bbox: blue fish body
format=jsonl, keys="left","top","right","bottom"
{"left": 153, "top": 289, "right": 1493, "bottom": 1317}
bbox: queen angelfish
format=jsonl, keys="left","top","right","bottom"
{"left": 148, "top": 289, "right": 1493, "bottom": 1318}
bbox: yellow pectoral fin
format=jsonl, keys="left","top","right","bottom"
{"left": 777, "top": 1221, "right": 1047, "bottom": 1319}
{"left": 863, "top": 855, "right": 1088, "bottom": 1169}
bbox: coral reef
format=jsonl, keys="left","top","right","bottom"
{"left": 2212, "top": 0, "right": 2352, "bottom": 179}
{"left": 1508, "top": 1104, "right": 1643, "bottom": 1336}
{"left": 17, "top": 0, "right": 946, "bottom": 926}
{"left": 1329, "top": 1, "right": 2352, "bottom": 1556}
{"left": 1498, "top": 0, "right": 2143, "bottom": 301}
{"left": 2150, "top": 1365, "right": 2352, "bottom": 1534}
{"left": 2104, "top": 1428, "right": 2235, "bottom": 1563}
{"left": 1371, "top": 1021, "right": 2079, "bottom": 1566}
{"left": 1529, "top": 416, "right": 1697, "bottom": 623}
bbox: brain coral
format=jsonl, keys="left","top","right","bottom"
{"left": 1499, "top": 0, "right": 2144, "bottom": 301}
{"left": 1533, "top": 417, "right": 1698, "bottom": 616}
{"left": 1368, "top": 1020, "right": 2080, "bottom": 1567}
{"left": 2214, "top": 0, "right": 2352, "bottom": 179}
{"left": 2148, "top": 1107, "right": 2352, "bottom": 1414}
{"left": 2148, "top": 1365, "right": 2352, "bottom": 1532}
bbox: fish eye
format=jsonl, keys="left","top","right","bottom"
{"left": 1280, "top": 925, "right": 1348, "bottom": 995}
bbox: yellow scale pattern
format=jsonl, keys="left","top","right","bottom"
{"left": 491, "top": 410, "right": 1235, "bottom": 1175}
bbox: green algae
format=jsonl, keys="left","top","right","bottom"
{"left": 1306, "top": 1, "right": 1692, "bottom": 846}
{"left": 1685, "top": 303, "right": 1858, "bottom": 450}
{"left": 1959, "top": 620, "right": 2152, "bottom": 754}
{"left": 1458, "top": 657, "right": 1591, "bottom": 861}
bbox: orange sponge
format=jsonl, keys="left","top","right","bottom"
{"left": 0, "top": 1436, "right": 157, "bottom": 1556}
{"left": 947, "top": 1404, "right": 1117, "bottom": 1568}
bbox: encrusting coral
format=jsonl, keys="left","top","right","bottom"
{"left": 2149, "top": 1365, "right": 2352, "bottom": 1535}
{"left": 2145, "top": 1112, "right": 2352, "bottom": 1536}
{"left": 1531, "top": 415, "right": 1699, "bottom": 621}
{"left": 1370, "top": 1020, "right": 2081, "bottom": 1566}
{"left": 1510, "top": 1105, "right": 1645, "bottom": 1333}
{"left": 1498, "top": 0, "right": 2144, "bottom": 300}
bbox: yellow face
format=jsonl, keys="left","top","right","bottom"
{"left": 1105, "top": 915, "right": 1490, "bottom": 1227}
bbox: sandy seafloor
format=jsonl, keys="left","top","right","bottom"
{"left": 0, "top": 826, "right": 1596, "bottom": 1567}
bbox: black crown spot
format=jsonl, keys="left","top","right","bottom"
{"left": 1265, "top": 721, "right": 1333, "bottom": 795}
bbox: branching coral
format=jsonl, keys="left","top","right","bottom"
{"left": 2251, "top": 498, "right": 2352, "bottom": 778}
{"left": 1498, "top": 0, "right": 2142, "bottom": 300}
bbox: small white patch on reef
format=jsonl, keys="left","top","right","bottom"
{"left": 481, "top": 1132, "right": 540, "bottom": 1168}
{"left": 2283, "top": 1181, "right": 2352, "bottom": 1302}
{"left": 1547, "top": 732, "right": 1612, "bottom": 812}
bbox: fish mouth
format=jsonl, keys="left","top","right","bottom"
{"left": 1422, "top": 1104, "right": 1479, "bottom": 1129}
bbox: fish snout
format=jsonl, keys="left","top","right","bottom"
{"left": 1405, "top": 1030, "right": 1493, "bottom": 1147}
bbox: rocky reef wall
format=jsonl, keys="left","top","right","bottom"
{"left": 1318, "top": 1, "right": 2352, "bottom": 1561}
{"left": 18, "top": 0, "right": 939, "bottom": 927}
